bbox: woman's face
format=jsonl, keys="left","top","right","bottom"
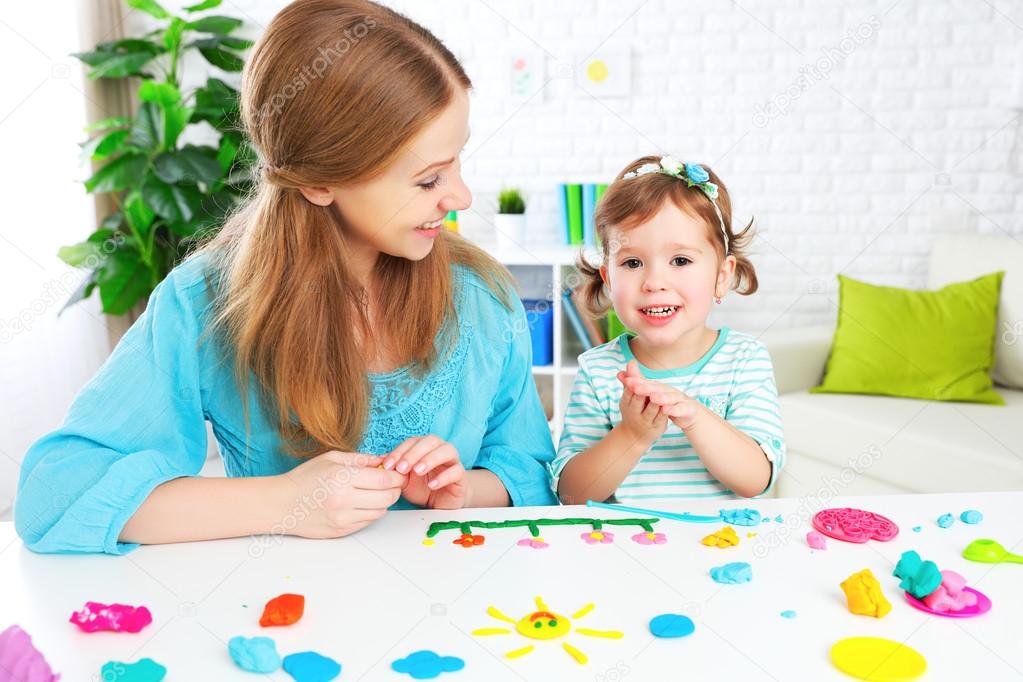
{"left": 317, "top": 88, "right": 472, "bottom": 269}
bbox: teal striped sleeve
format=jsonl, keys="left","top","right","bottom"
{"left": 549, "top": 359, "right": 611, "bottom": 497}
{"left": 724, "top": 342, "right": 786, "bottom": 497}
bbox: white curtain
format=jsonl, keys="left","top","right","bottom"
{"left": 0, "top": 1, "right": 138, "bottom": 518}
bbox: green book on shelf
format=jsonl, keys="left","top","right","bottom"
{"left": 565, "top": 183, "right": 583, "bottom": 245}
{"left": 593, "top": 183, "right": 608, "bottom": 247}
{"left": 606, "top": 308, "right": 629, "bottom": 340}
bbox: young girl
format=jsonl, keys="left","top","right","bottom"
{"left": 15, "top": 0, "right": 556, "bottom": 555}
{"left": 552, "top": 155, "right": 785, "bottom": 504}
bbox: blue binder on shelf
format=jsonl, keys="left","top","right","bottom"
{"left": 582, "top": 183, "right": 596, "bottom": 247}
{"left": 561, "top": 290, "right": 594, "bottom": 350}
{"left": 556, "top": 183, "right": 570, "bottom": 245}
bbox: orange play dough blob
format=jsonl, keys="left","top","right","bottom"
{"left": 259, "top": 593, "right": 305, "bottom": 627}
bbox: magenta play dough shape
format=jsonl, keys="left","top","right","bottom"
{"left": 812, "top": 508, "right": 898, "bottom": 544}
{"left": 903, "top": 587, "right": 991, "bottom": 618}
{"left": 69, "top": 601, "right": 153, "bottom": 633}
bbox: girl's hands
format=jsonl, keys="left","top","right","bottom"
{"left": 278, "top": 450, "right": 406, "bottom": 539}
{"left": 616, "top": 361, "right": 668, "bottom": 444}
{"left": 618, "top": 360, "right": 701, "bottom": 431}
{"left": 381, "top": 435, "right": 467, "bottom": 510}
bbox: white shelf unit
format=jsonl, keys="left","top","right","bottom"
{"left": 490, "top": 243, "right": 603, "bottom": 443}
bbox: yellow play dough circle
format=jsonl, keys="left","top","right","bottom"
{"left": 830, "top": 637, "right": 926, "bottom": 681}
{"left": 586, "top": 59, "right": 609, "bottom": 83}
{"left": 422, "top": 538, "right": 434, "bottom": 546}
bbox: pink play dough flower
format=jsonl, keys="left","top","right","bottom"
{"left": 632, "top": 531, "right": 667, "bottom": 545}
{"left": 581, "top": 530, "right": 614, "bottom": 544}
{"left": 517, "top": 537, "right": 550, "bottom": 549}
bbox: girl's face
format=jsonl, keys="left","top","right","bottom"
{"left": 601, "top": 200, "right": 735, "bottom": 348}
{"left": 304, "top": 89, "right": 472, "bottom": 271}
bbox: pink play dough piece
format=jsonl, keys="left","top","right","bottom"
{"left": 806, "top": 531, "right": 827, "bottom": 550}
{"left": 0, "top": 625, "right": 60, "bottom": 681}
{"left": 69, "top": 601, "right": 152, "bottom": 633}
{"left": 812, "top": 508, "right": 898, "bottom": 544}
{"left": 922, "top": 570, "right": 979, "bottom": 612}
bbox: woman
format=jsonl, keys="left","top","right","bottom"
{"left": 15, "top": 0, "right": 557, "bottom": 555}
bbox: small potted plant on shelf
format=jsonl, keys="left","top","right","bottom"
{"left": 495, "top": 188, "right": 526, "bottom": 249}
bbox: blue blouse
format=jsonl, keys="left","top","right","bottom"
{"left": 15, "top": 252, "right": 557, "bottom": 554}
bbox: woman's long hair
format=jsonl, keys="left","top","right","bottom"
{"left": 194, "top": 0, "right": 511, "bottom": 458}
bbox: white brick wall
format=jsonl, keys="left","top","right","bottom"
{"left": 153, "top": 0, "right": 1023, "bottom": 335}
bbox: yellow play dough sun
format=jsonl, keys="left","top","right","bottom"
{"left": 473, "top": 596, "right": 622, "bottom": 664}
{"left": 586, "top": 59, "right": 609, "bottom": 83}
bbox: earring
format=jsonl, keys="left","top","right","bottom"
{"left": 715, "top": 296, "right": 722, "bottom": 304}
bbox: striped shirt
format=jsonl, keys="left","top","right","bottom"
{"left": 551, "top": 327, "right": 786, "bottom": 501}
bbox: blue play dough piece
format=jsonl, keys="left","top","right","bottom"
{"left": 229, "top": 636, "right": 281, "bottom": 673}
{"left": 100, "top": 658, "right": 167, "bottom": 682}
{"left": 649, "top": 614, "right": 695, "bottom": 638}
{"left": 283, "top": 651, "right": 341, "bottom": 682}
{"left": 780, "top": 610, "right": 797, "bottom": 619}
{"left": 937, "top": 513, "right": 954, "bottom": 528}
{"left": 893, "top": 550, "right": 942, "bottom": 598}
{"left": 720, "top": 508, "right": 761, "bottom": 526}
{"left": 710, "top": 561, "right": 753, "bottom": 584}
{"left": 774, "top": 514, "right": 783, "bottom": 523}
{"left": 912, "top": 526, "right": 922, "bottom": 533}
{"left": 960, "top": 509, "right": 983, "bottom": 524}
{"left": 392, "top": 650, "right": 465, "bottom": 679}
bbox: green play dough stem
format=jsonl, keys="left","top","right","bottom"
{"left": 425, "top": 517, "right": 660, "bottom": 538}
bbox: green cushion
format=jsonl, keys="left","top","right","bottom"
{"left": 813, "top": 272, "right": 1005, "bottom": 405}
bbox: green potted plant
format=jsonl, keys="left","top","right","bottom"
{"left": 495, "top": 188, "right": 526, "bottom": 249}
{"left": 60, "top": 0, "right": 256, "bottom": 317}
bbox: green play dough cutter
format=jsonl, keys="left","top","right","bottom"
{"left": 963, "top": 538, "right": 1023, "bottom": 564}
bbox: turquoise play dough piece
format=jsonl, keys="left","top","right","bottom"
{"left": 283, "top": 651, "right": 341, "bottom": 682}
{"left": 100, "top": 658, "right": 166, "bottom": 682}
{"left": 893, "top": 550, "right": 942, "bottom": 598}
{"left": 229, "top": 636, "right": 281, "bottom": 673}
{"left": 720, "top": 508, "right": 761, "bottom": 526}
{"left": 774, "top": 515, "right": 783, "bottom": 523}
{"left": 649, "top": 614, "right": 695, "bottom": 638}
{"left": 912, "top": 526, "right": 922, "bottom": 532}
{"left": 391, "top": 650, "right": 464, "bottom": 679}
{"left": 937, "top": 513, "right": 954, "bottom": 528}
{"left": 780, "top": 610, "right": 797, "bottom": 619}
{"left": 960, "top": 509, "right": 983, "bottom": 524}
{"left": 710, "top": 562, "right": 753, "bottom": 584}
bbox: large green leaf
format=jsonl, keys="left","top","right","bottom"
{"left": 84, "top": 154, "right": 148, "bottom": 194}
{"left": 123, "top": 190, "right": 157, "bottom": 239}
{"left": 191, "top": 77, "right": 239, "bottom": 129}
{"left": 142, "top": 175, "right": 203, "bottom": 223}
{"left": 79, "top": 51, "right": 157, "bottom": 79}
{"left": 138, "top": 80, "right": 181, "bottom": 106}
{"left": 197, "top": 45, "right": 245, "bottom": 72}
{"left": 58, "top": 241, "right": 101, "bottom": 268}
{"left": 188, "top": 16, "right": 243, "bottom": 34}
{"left": 80, "top": 128, "right": 130, "bottom": 162}
{"left": 126, "top": 0, "right": 170, "bottom": 20}
{"left": 127, "top": 102, "right": 161, "bottom": 151}
{"left": 153, "top": 146, "right": 222, "bottom": 186}
{"left": 95, "top": 38, "right": 166, "bottom": 56}
{"left": 85, "top": 116, "right": 131, "bottom": 133}
{"left": 97, "top": 247, "right": 156, "bottom": 314}
{"left": 59, "top": 268, "right": 100, "bottom": 316}
{"left": 163, "top": 17, "right": 186, "bottom": 53}
{"left": 184, "top": 0, "right": 222, "bottom": 11}
{"left": 216, "top": 133, "right": 238, "bottom": 173}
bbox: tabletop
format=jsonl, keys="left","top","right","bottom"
{"left": 1, "top": 491, "right": 1022, "bottom": 681}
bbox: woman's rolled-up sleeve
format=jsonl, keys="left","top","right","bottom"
{"left": 15, "top": 263, "right": 210, "bottom": 554}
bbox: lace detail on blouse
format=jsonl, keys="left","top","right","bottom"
{"left": 358, "top": 321, "right": 474, "bottom": 454}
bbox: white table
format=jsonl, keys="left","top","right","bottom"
{"left": 2, "top": 492, "right": 1022, "bottom": 680}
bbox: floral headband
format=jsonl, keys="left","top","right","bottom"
{"left": 621, "top": 156, "right": 728, "bottom": 253}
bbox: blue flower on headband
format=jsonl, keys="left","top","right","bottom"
{"left": 685, "top": 163, "right": 709, "bottom": 184}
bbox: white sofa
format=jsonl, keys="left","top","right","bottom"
{"left": 762, "top": 235, "right": 1023, "bottom": 499}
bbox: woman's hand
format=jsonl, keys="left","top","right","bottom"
{"left": 618, "top": 360, "right": 700, "bottom": 431}
{"left": 381, "top": 435, "right": 467, "bottom": 510}
{"left": 277, "top": 450, "right": 406, "bottom": 539}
